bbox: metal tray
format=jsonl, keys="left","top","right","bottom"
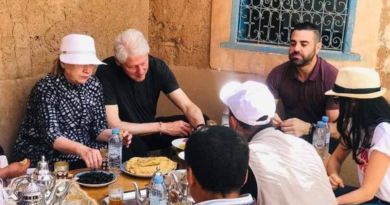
{"left": 100, "top": 189, "right": 147, "bottom": 205}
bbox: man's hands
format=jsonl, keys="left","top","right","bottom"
{"left": 161, "top": 121, "right": 193, "bottom": 137}
{"left": 273, "top": 113, "right": 311, "bottom": 137}
{"left": 281, "top": 118, "right": 311, "bottom": 137}
{"left": 272, "top": 113, "right": 283, "bottom": 128}
{"left": 329, "top": 173, "right": 345, "bottom": 190}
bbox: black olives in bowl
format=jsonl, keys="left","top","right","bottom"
{"left": 75, "top": 171, "right": 116, "bottom": 187}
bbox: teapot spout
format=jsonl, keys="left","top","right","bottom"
{"left": 45, "top": 183, "right": 59, "bottom": 205}
{"left": 133, "top": 182, "right": 145, "bottom": 205}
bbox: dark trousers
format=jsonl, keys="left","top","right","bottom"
{"left": 334, "top": 186, "right": 390, "bottom": 205}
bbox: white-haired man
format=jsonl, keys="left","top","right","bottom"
{"left": 96, "top": 29, "right": 206, "bottom": 157}
{"left": 220, "top": 81, "right": 336, "bottom": 205}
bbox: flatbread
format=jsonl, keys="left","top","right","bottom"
{"left": 126, "top": 157, "right": 176, "bottom": 175}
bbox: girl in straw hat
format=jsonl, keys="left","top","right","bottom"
{"left": 326, "top": 67, "right": 390, "bottom": 204}
{"left": 13, "top": 34, "right": 132, "bottom": 170}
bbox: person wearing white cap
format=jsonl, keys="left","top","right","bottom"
{"left": 95, "top": 29, "right": 207, "bottom": 154}
{"left": 220, "top": 81, "right": 336, "bottom": 205}
{"left": 326, "top": 68, "right": 390, "bottom": 205}
{"left": 13, "top": 34, "right": 132, "bottom": 170}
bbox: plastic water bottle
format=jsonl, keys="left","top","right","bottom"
{"left": 150, "top": 175, "right": 168, "bottom": 205}
{"left": 221, "top": 107, "right": 230, "bottom": 127}
{"left": 322, "top": 116, "right": 330, "bottom": 158}
{"left": 108, "top": 128, "right": 122, "bottom": 175}
{"left": 313, "top": 121, "right": 326, "bottom": 158}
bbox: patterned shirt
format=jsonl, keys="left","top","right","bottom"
{"left": 13, "top": 74, "right": 108, "bottom": 168}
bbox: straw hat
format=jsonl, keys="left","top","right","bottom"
{"left": 59, "top": 34, "right": 105, "bottom": 65}
{"left": 325, "top": 67, "right": 386, "bottom": 99}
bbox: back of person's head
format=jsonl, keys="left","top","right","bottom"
{"left": 219, "top": 81, "right": 275, "bottom": 132}
{"left": 114, "top": 29, "right": 150, "bottom": 64}
{"left": 185, "top": 126, "right": 249, "bottom": 198}
{"left": 292, "top": 22, "right": 321, "bottom": 43}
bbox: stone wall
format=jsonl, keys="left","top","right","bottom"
{"left": 377, "top": 0, "right": 390, "bottom": 99}
{"left": 0, "top": 0, "right": 149, "bottom": 157}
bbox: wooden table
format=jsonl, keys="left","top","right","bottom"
{"left": 69, "top": 169, "right": 150, "bottom": 201}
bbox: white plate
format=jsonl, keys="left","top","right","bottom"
{"left": 178, "top": 151, "right": 185, "bottom": 160}
{"left": 74, "top": 171, "right": 117, "bottom": 187}
{"left": 172, "top": 138, "right": 186, "bottom": 150}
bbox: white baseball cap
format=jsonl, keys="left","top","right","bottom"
{"left": 59, "top": 34, "right": 106, "bottom": 65}
{"left": 219, "top": 81, "right": 276, "bottom": 126}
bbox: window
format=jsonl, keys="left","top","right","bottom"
{"left": 222, "top": 0, "right": 360, "bottom": 60}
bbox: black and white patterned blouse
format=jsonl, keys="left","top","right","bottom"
{"left": 13, "top": 73, "right": 108, "bottom": 168}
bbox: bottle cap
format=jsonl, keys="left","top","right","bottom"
{"left": 112, "top": 128, "right": 120, "bottom": 134}
{"left": 317, "top": 121, "right": 324, "bottom": 128}
{"left": 154, "top": 175, "right": 164, "bottom": 184}
{"left": 322, "top": 116, "right": 329, "bottom": 122}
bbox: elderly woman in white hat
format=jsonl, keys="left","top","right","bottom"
{"left": 13, "top": 34, "right": 132, "bottom": 170}
{"left": 326, "top": 67, "right": 390, "bottom": 205}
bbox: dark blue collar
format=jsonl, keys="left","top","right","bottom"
{"left": 248, "top": 124, "right": 274, "bottom": 142}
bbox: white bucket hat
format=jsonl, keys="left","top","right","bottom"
{"left": 59, "top": 34, "right": 106, "bottom": 65}
{"left": 220, "top": 81, "right": 276, "bottom": 126}
{"left": 325, "top": 67, "right": 386, "bottom": 99}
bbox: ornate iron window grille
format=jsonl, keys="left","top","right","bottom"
{"left": 237, "top": 0, "right": 350, "bottom": 51}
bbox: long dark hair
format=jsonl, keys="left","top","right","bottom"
{"left": 337, "top": 96, "right": 390, "bottom": 164}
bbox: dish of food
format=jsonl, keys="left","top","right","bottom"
{"left": 178, "top": 152, "right": 185, "bottom": 160}
{"left": 172, "top": 138, "right": 187, "bottom": 150}
{"left": 121, "top": 157, "right": 177, "bottom": 177}
{"left": 74, "top": 171, "right": 116, "bottom": 187}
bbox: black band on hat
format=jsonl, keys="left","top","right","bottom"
{"left": 333, "top": 84, "right": 381, "bottom": 94}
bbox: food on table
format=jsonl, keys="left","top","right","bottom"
{"left": 119, "top": 130, "right": 123, "bottom": 140}
{"left": 126, "top": 157, "right": 177, "bottom": 175}
{"left": 77, "top": 172, "right": 114, "bottom": 184}
{"left": 19, "top": 158, "right": 28, "bottom": 165}
{"left": 178, "top": 143, "right": 186, "bottom": 149}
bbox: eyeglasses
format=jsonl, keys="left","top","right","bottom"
{"left": 333, "top": 97, "right": 339, "bottom": 105}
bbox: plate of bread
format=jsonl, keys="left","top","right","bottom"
{"left": 121, "top": 157, "right": 177, "bottom": 178}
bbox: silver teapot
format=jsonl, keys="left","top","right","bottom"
{"left": 9, "top": 156, "right": 76, "bottom": 205}
{"left": 32, "top": 156, "right": 56, "bottom": 191}
{"left": 10, "top": 174, "right": 58, "bottom": 205}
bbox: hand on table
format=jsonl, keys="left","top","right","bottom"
{"left": 329, "top": 173, "right": 344, "bottom": 190}
{"left": 162, "top": 121, "right": 193, "bottom": 137}
{"left": 281, "top": 118, "right": 310, "bottom": 137}
{"left": 76, "top": 145, "right": 102, "bottom": 169}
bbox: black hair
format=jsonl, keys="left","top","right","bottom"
{"left": 337, "top": 96, "right": 390, "bottom": 164}
{"left": 185, "top": 126, "right": 249, "bottom": 197}
{"left": 292, "top": 22, "right": 321, "bottom": 43}
{"left": 228, "top": 109, "right": 270, "bottom": 130}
